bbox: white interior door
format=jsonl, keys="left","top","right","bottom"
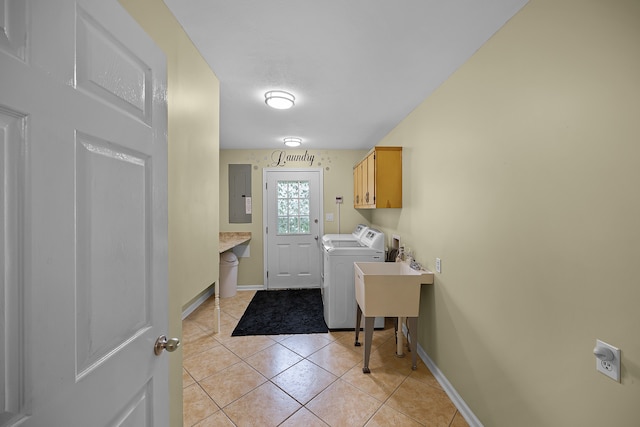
{"left": 0, "top": 1, "right": 169, "bottom": 426}
{"left": 264, "top": 169, "right": 323, "bottom": 289}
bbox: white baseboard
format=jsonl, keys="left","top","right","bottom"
{"left": 181, "top": 285, "right": 263, "bottom": 320}
{"left": 237, "top": 284, "right": 265, "bottom": 291}
{"left": 181, "top": 286, "right": 216, "bottom": 320}
{"left": 403, "top": 325, "right": 483, "bottom": 427}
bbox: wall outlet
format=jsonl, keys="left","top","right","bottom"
{"left": 594, "top": 339, "right": 620, "bottom": 382}
{"left": 325, "top": 213, "right": 334, "bottom": 222}
{"left": 436, "top": 258, "right": 441, "bottom": 273}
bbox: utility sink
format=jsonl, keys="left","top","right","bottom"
{"left": 354, "top": 261, "right": 434, "bottom": 373}
{"left": 354, "top": 261, "right": 434, "bottom": 318}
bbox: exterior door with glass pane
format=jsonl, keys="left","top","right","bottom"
{"left": 264, "top": 169, "right": 323, "bottom": 289}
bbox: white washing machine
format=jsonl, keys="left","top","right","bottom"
{"left": 321, "top": 223, "right": 369, "bottom": 287}
{"left": 322, "top": 228, "right": 385, "bottom": 329}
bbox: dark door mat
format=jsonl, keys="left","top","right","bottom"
{"left": 231, "top": 289, "right": 329, "bottom": 336}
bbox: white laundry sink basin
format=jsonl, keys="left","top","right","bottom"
{"left": 354, "top": 262, "right": 434, "bottom": 317}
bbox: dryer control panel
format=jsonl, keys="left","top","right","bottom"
{"left": 360, "top": 229, "right": 385, "bottom": 251}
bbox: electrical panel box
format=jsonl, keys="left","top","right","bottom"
{"left": 229, "top": 164, "right": 252, "bottom": 223}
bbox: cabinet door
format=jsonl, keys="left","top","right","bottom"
{"left": 354, "top": 161, "right": 365, "bottom": 208}
{"left": 374, "top": 147, "right": 403, "bottom": 208}
{"left": 364, "top": 152, "right": 376, "bottom": 207}
{"left": 353, "top": 165, "right": 360, "bottom": 207}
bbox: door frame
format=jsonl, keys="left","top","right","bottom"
{"left": 262, "top": 168, "right": 324, "bottom": 288}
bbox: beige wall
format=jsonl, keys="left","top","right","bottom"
{"left": 119, "top": 1, "right": 220, "bottom": 426}
{"left": 372, "top": 0, "right": 640, "bottom": 425}
{"left": 220, "top": 149, "right": 371, "bottom": 286}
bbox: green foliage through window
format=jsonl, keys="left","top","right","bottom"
{"left": 277, "top": 180, "right": 311, "bottom": 235}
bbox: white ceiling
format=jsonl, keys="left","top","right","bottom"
{"left": 163, "top": 0, "right": 527, "bottom": 150}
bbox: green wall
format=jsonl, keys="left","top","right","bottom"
{"left": 372, "top": 0, "right": 640, "bottom": 425}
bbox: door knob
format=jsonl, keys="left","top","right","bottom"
{"left": 154, "top": 335, "right": 181, "bottom": 355}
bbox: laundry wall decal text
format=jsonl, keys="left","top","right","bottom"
{"left": 271, "top": 150, "right": 315, "bottom": 167}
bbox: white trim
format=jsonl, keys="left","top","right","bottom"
{"left": 181, "top": 286, "right": 216, "bottom": 320}
{"left": 403, "top": 325, "right": 483, "bottom": 427}
{"left": 182, "top": 286, "right": 264, "bottom": 320}
{"left": 262, "top": 168, "right": 324, "bottom": 289}
{"left": 237, "top": 285, "right": 265, "bottom": 291}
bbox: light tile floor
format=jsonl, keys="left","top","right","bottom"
{"left": 183, "top": 291, "right": 470, "bottom": 427}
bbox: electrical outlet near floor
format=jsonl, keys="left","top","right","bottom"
{"left": 594, "top": 339, "right": 620, "bottom": 382}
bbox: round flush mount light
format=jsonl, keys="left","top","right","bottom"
{"left": 265, "top": 90, "right": 295, "bottom": 109}
{"left": 284, "top": 137, "right": 302, "bottom": 147}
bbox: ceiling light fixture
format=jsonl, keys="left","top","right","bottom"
{"left": 265, "top": 90, "right": 295, "bottom": 109}
{"left": 283, "top": 137, "right": 302, "bottom": 147}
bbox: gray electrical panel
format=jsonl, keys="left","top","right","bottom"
{"left": 229, "top": 164, "right": 252, "bottom": 223}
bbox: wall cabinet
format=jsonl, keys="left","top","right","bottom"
{"left": 353, "top": 146, "right": 402, "bottom": 208}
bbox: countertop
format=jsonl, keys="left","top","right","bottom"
{"left": 219, "top": 232, "right": 251, "bottom": 253}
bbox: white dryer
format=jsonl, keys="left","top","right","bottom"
{"left": 321, "top": 223, "right": 369, "bottom": 247}
{"left": 322, "top": 228, "right": 385, "bottom": 329}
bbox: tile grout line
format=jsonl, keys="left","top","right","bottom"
{"left": 184, "top": 293, "right": 461, "bottom": 427}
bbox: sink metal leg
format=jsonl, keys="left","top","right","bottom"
{"left": 362, "top": 316, "right": 375, "bottom": 373}
{"left": 407, "top": 317, "right": 418, "bottom": 370}
{"left": 393, "top": 316, "right": 399, "bottom": 351}
{"left": 354, "top": 303, "right": 363, "bottom": 347}
{"left": 395, "top": 316, "right": 405, "bottom": 358}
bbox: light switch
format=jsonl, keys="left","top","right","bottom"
{"left": 326, "top": 213, "right": 334, "bottom": 222}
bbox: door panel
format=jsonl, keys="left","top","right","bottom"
{"left": 264, "top": 169, "right": 322, "bottom": 289}
{"left": 0, "top": 106, "right": 27, "bottom": 425}
{"left": 75, "top": 134, "right": 150, "bottom": 378}
{"left": 76, "top": 8, "right": 153, "bottom": 124}
{"left": 0, "top": 1, "right": 168, "bottom": 426}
